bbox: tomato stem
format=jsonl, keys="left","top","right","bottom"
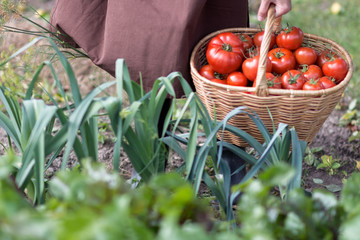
{"left": 214, "top": 72, "right": 225, "bottom": 80}
{"left": 267, "top": 77, "right": 281, "bottom": 87}
{"left": 326, "top": 52, "right": 337, "bottom": 62}
{"left": 283, "top": 22, "right": 293, "bottom": 34}
{"left": 308, "top": 78, "right": 319, "bottom": 84}
{"left": 221, "top": 43, "right": 233, "bottom": 52}
{"left": 273, "top": 49, "right": 285, "bottom": 59}
{"left": 329, "top": 76, "right": 336, "bottom": 82}
{"left": 247, "top": 46, "right": 257, "bottom": 59}
{"left": 299, "top": 64, "right": 309, "bottom": 73}
{"left": 288, "top": 71, "right": 300, "bottom": 85}
{"left": 240, "top": 34, "right": 248, "bottom": 42}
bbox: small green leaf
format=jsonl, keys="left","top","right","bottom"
{"left": 311, "top": 147, "right": 323, "bottom": 153}
{"left": 348, "top": 99, "right": 358, "bottom": 111}
{"left": 313, "top": 178, "right": 323, "bottom": 184}
{"left": 349, "top": 131, "right": 360, "bottom": 142}
{"left": 317, "top": 163, "right": 327, "bottom": 170}
{"left": 304, "top": 154, "right": 315, "bottom": 165}
{"left": 332, "top": 162, "right": 341, "bottom": 169}
{"left": 325, "top": 184, "right": 342, "bottom": 193}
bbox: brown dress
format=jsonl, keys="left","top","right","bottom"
{"left": 50, "top": 0, "right": 249, "bottom": 97}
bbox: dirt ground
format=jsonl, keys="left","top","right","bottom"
{"left": 305, "top": 105, "right": 360, "bottom": 194}
{"left": 1, "top": 0, "right": 359, "bottom": 195}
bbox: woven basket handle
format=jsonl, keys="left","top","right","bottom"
{"left": 254, "top": 4, "right": 282, "bottom": 96}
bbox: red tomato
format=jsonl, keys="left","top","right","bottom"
{"left": 199, "top": 64, "right": 226, "bottom": 81}
{"left": 302, "top": 79, "right": 324, "bottom": 90}
{"left": 268, "top": 48, "right": 296, "bottom": 74}
{"left": 226, "top": 72, "right": 248, "bottom": 86}
{"left": 242, "top": 55, "right": 272, "bottom": 82}
{"left": 319, "top": 76, "right": 336, "bottom": 89}
{"left": 322, "top": 57, "right": 348, "bottom": 83}
{"left": 211, "top": 79, "right": 227, "bottom": 84}
{"left": 281, "top": 70, "right": 306, "bottom": 90}
{"left": 276, "top": 26, "right": 304, "bottom": 50}
{"left": 253, "top": 72, "right": 282, "bottom": 89}
{"left": 294, "top": 47, "right": 317, "bottom": 65}
{"left": 206, "top": 32, "right": 244, "bottom": 74}
{"left": 299, "top": 64, "right": 323, "bottom": 81}
{"left": 253, "top": 30, "right": 276, "bottom": 50}
{"left": 316, "top": 50, "right": 339, "bottom": 68}
{"left": 238, "top": 34, "right": 254, "bottom": 51}
{"left": 199, "top": 64, "right": 216, "bottom": 80}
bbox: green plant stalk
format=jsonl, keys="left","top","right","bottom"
{"left": 47, "top": 39, "right": 82, "bottom": 106}
{"left": 0, "top": 111, "right": 22, "bottom": 151}
{"left": 60, "top": 82, "right": 115, "bottom": 169}
{"left": 37, "top": 63, "right": 85, "bottom": 160}
{"left": 287, "top": 127, "right": 306, "bottom": 197}
{"left": 0, "top": 37, "right": 44, "bottom": 68}
{"left": 33, "top": 130, "right": 45, "bottom": 204}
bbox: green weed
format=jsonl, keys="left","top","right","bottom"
{"left": 317, "top": 155, "right": 341, "bottom": 175}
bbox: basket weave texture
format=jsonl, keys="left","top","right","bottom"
{"left": 190, "top": 10, "right": 353, "bottom": 147}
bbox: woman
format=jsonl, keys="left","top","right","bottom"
{"left": 50, "top": 0, "right": 291, "bottom": 97}
{"left": 49, "top": 0, "right": 292, "bottom": 189}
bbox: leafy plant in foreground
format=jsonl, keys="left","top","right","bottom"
{"left": 0, "top": 152, "right": 53, "bottom": 240}
{"left": 236, "top": 163, "right": 346, "bottom": 240}
{"left": 0, "top": 159, "right": 225, "bottom": 240}
{"left": 3, "top": 158, "right": 360, "bottom": 239}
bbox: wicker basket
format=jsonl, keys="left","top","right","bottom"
{"left": 190, "top": 5, "right": 353, "bottom": 147}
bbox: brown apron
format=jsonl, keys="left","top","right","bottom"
{"left": 50, "top": 0, "right": 249, "bottom": 97}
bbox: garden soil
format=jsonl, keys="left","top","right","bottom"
{"left": 1, "top": 0, "right": 359, "bottom": 196}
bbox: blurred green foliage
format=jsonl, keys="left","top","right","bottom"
{"left": 2, "top": 159, "right": 360, "bottom": 239}
{"left": 0, "top": 159, "right": 227, "bottom": 240}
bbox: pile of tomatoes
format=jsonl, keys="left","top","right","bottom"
{"left": 199, "top": 26, "right": 349, "bottom": 91}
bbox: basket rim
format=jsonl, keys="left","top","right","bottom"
{"left": 190, "top": 27, "right": 354, "bottom": 98}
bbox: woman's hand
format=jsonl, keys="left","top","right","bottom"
{"left": 257, "top": 0, "right": 292, "bottom": 21}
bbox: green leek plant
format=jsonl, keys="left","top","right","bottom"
{"left": 164, "top": 104, "right": 307, "bottom": 222}
{"left": 0, "top": 37, "right": 110, "bottom": 204}
{"left": 0, "top": 90, "right": 57, "bottom": 205}
{"left": 109, "top": 59, "right": 197, "bottom": 182}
